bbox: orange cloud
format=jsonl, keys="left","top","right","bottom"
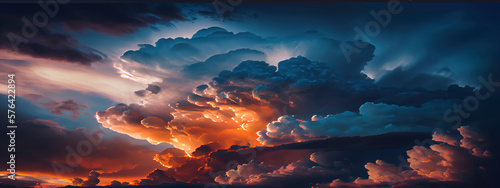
{"left": 96, "top": 82, "right": 281, "bottom": 153}
{"left": 328, "top": 126, "right": 490, "bottom": 187}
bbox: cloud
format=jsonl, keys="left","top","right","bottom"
{"left": 100, "top": 52, "right": 475, "bottom": 153}
{"left": 0, "top": 3, "right": 188, "bottom": 65}
{"left": 191, "top": 142, "right": 222, "bottom": 157}
{"left": 72, "top": 170, "right": 100, "bottom": 187}
{"left": 153, "top": 148, "right": 190, "bottom": 168}
{"left": 326, "top": 126, "right": 491, "bottom": 187}
{"left": 364, "top": 160, "right": 410, "bottom": 183}
{"left": 457, "top": 126, "right": 490, "bottom": 157}
{"left": 135, "top": 84, "right": 161, "bottom": 97}
{"left": 192, "top": 27, "right": 229, "bottom": 38}
{"left": 432, "top": 131, "right": 458, "bottom": 146}
{"left": 0, "top": 118, "right": 164, "bottom": 183}
{"left": 214, "top": 160, "right": 274, "bottom": 185}
{"left": 257, "top": 100, "right": 455, "bottom": 145}
{"left": 72, "top": 177, "right": 84, "bottom": 186}
{"left": 119, "top": 27, "right": 376, "bottom": 84}
{"left": 136, "top": 169, "right": 176, "bottom": 185}
{"left": 96, "top": 103, "right": 175, "bottom": 145}
{"left": 109, "top": 180, "right": 129, "bottom": 187}
{"left": 97, "top": 27, "right": 488, "bottom": 185}
{"left": 25, "top": 94, "right": 88, "bottom": 118}
{"left": 183, "top": 48, "right": 267, "bottom": 79}
{"left": 214, "top": 159, "right": 338, "bottom": 187}
{"left": 120, "top": 131, "right": 428, "bottom": 186}
{"left": 376, "top": 66, "right": 454, "bottom": 91}
{"left": 104, "top": 25, "right": 475, "bottom": 151}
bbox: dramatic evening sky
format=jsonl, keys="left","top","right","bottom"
{"left": 0, "top": 2, "right": 499, "bottom": 187}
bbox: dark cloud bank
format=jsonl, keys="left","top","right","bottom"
{"left": 0, "top": 3, "right": 187, "bottom": 65}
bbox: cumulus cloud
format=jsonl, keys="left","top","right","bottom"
{"left": 98, "top": 27, "right": 479, "bottom": 177}
{"left": 109, "top": 180, "right": 129, "bottom": 187}
{"left": 137, "top": 155, "right": 213, "bottom": 184}
{"left": 258, "top": 100, "right": 455, "bottom": 145}
{"left": 215, "top": 160, "right": 334, "bottom": 187}
{"left": 72, "top": 170, "right": 100, "bottom": 187}
{"left": 153, "top": 148, "right": 190, "bottom": 168}
{"left": 121, "top": 27, "right": 374, "bottom": 73}
{"left": 191, "top": 142, "right": 222, "bottom": 157}
{"left": 96, "top": 103, "right": 175, "bottom": 145}
{"left": 100, "top": 50, "right": 475, "bottom": 153}
{"left": 327, "top": 126, "right": 490, "bottom": 187}
{"left": 115, "top": 28, "right": 379, "bottom": 114}
{"left": 183, "top": 48, "right": 267, "bottom": 79}
{"left": 457, "top": 126, "right": 490, "bottom": 157}
{"left": 214, "top": 160, "right": 274, "bottom": 185}
{"left": 432, "top": 131, "right": 459, "bottom": 146}
{"left": 136, "top": 169, "right": 176, "bottom": 185}
{"left": 128, "top": 131, "right": 430, "bottom": 186}
{"left": 72, "top": 177, "right": 84, "bottom": 186}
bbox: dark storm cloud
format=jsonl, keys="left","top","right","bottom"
{"left": 360, "top": 3, "right": 500, "bottom": 87}
{"left": 136, "top": 169, "right": 176, "bottom": 185}
{"left": 0, "top": 3, "right": 187, "bottom": 65}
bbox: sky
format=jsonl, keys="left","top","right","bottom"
{"left": 0, "top": 2, "right": 499, "bottom": 188}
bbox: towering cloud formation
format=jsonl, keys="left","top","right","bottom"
{"left": 257, "top": 100, "right": 455, "bottom": 145}
{"left": 119, "top": 27, "right": 376, "bottom": 82}
{"left": 98, "top": 55, "right": 381, "bottom": 151}
{"left": 99, "top": 42, "right": 475, "bottom": 153}
{"left": 99, "top": 53, "right": 474, "bottom": 151}
{"left": 94, "top": 27, "right": 487, "bottom": 187}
